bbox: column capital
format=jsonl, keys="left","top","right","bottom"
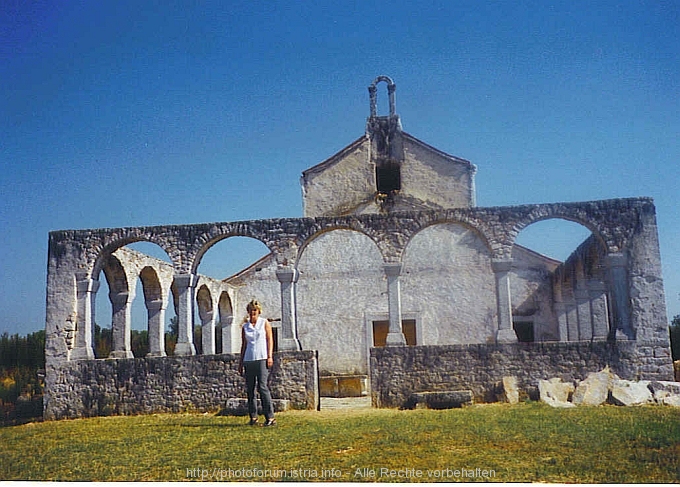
{"left": 604, "top": 252, "right": 627, "bottom": 268}
{"left": 383, "top": 263, "right": 402, "bottom": 277}
{"left": 109, "top": 291, "right": 130, "bottom": 305}
{"left": 173, "top": 274, "right": 197, "bottom": 288}
{"left": 491, "top": 258, "right": 513, "bottom": 273}
{"left": 276, "top": 267, "right": 299, "bottom": 283}
{"left": 146, "top": 299, "right": 165, "bottom": 312}
{"left": 587, "top": 278, "right": 607, "bottom": 292}
{"left": 76, "top": 278, "right": 100, "bottom": 294}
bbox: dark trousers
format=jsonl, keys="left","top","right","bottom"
{"left": 244, "top": 359, "right": 274, "bottom": 420}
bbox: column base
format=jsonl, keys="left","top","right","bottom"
{"left": 615, "top": 329, "right": 634, "bottom": 341}
{"left": 146, "top": 351, "right": 167, "bottom": 358}
{"left": 70, "top": 346, "right": 94, "bottom": 360}
{"left": 278, "top": 338, "right": 301, "bottom": 351}
{"left": 496, "top": 329, "right": 518, "bottom": 344}
{"left": 174, "top": 342, "right": 197, "bottom": 356}
{"left": 108, "top": 350, "right": 134, "bottom": 359}
{"left": 385, "top": 332, "right": 406, "bottom": 346}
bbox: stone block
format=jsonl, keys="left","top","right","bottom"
{"left": 338, "top": 376, "right": 367, "bottom": 397}
{"left": 319, "top": 375, "right": 367, "bottom": 397}
{"left": 408, "top": 390, "right": 473, "bottom": 409}
{"left": 538, "top": 378, "right": 575, "bottom": 408}
{"left": 648, "top": 380, "right": 680, "bottom": 404}
{"left": 661, "top": 395, "right": 680, "bottom": 407}
{"left": 502, "top": 376, "right": 519, "bottom": 404}
{"left": 320, "top": 377, "right": 339, "bottom": 397}
{"left": 610, "top": 380, "right": 653, "bottom": 406}
{"left": 572, "top": 368, "right": 616, "bottom": 406}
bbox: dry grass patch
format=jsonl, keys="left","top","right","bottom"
{"left": 0, "top": 403, "right": 678, "bottom": 482}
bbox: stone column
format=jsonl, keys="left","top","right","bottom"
{"left": 174, "top": 274, "right": 196, "bottom": 356}
{"left": 588, "top": 279, "right": 609, "bottom": 340}
{"left": 109, "top": 291, "right": 133, "bottom": 358}
{"left": 201, "top": 310, "right": 216, "bottom": 356}
{"left": 574, "top": 260, "right": 593, "bottom": 340}
{"left": 605, "top": 253, "right": 633, "bottom": 340}
{"left": 146, "top": 299, "right": 166, "bottom": 357}
{"left": 492, "top": 259, "right": 517, "bottom": 343}
{"left": 221, "top": 315, "right": 235, "bottom": 354}
{"left": 71, "top": 276, "right": 99, "bottom": 360}
{"left": 575, "top": 288, "right": 592, "bottom": 340}
{"left": 564, "top": 288, "right": 579, "bottom": 342}
{"left": 384, "top": 263, "right": 406, "bottom": 346}
{"left": 553, "top": 278, "right": 568, "bottom": 342}
{"left": 276, "top": 267, "right": 301, "bottom": 351}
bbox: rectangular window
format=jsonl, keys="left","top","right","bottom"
{"left": 372, "top": 319, "right": 416, "bottom": 346}
{"left": 376, "top": 163, "right": 401, "bottom": 194}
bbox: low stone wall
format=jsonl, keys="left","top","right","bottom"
{"left": 44, "top": 351, "right": 319, "bottom": 420}
{"left": 370, "top": 342, "right": 672, "bottom": 408}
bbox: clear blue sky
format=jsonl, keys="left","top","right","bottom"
{"left": 1, "top": 0, "right": 679, "bottom": 336}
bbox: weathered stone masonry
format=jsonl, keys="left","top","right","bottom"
{"left": 44, "top": 77, "right": 674, "bottom": 417}
{"left": 45, "top": 351, "right": 318, "bottom": 420}
{"left": 371, "top": 342, "right": 641, "bottom": 408}
{"left": 45, "top": 197, "right": 674, "bottom": 417}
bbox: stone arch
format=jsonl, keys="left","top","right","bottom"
{"left": 401, "top": 221, "right": 497, "bottom": 345}
{"left": 196, "top": 284, "right": 214, "bottom": 355}
{"left": 296, "top": 227, "right": 385, "bottom": 376}
{"left": 361, "top": 211, "right": 495, "bottom": 264}
{"left": 194, "top": 235, "right": 273, "bottom": 279}
{"left": 140, "top": 266, "right": 163, "bottom": 302}
{"left": 90, "top": 234, "right": 179, "bottom": 281}
{"left": 296, "top": 223, "right": 384, "bottom": 264}
{"left": 186, "top": 223, "right": 275, "bottom": 275}
{"left": 92, "top": 241, "right": 175, "bottom": 358}
{"left": 96, "top": 253, "right": 133, "bottom": 358}
{"left": 218, "top": 291, "right": 235, "bottom": 353}
{"left": 139, "top": 266, "right": 167, "bottom": 356}
{"left": 510, "top": 210, "right": 609, "bottom": 255}
{"left": 368, "top": 75, "right": 396, "bottom": 117}
{"left": 407, "top": 216, "right": 494, "bottom": 256}
{"left": 513, "top": 217, "right": 611, "bottom": 343}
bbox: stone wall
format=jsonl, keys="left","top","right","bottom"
{"left": 369, "top": 341, "right": 672, "bottom": 408}
{"left": 44, "top": 351, "right": 318, "bottom": 420}
{"left": 45, "top": 197, "right": 675, "bottom": 418}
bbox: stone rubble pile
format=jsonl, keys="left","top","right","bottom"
{"left": 526, "top": 367, "right": 680, "bottom": 408}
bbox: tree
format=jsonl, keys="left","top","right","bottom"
{"left": 94, "top": 324, "right": 112, "bottom": 359}
{"left": 0, "top": 330, "right": 45, "bottom": 423}
{"left": 165, "top": 316, "right": 178, "bottom": 355}
{"left": 670, "top": 315, "right": 680, "bottom": 362}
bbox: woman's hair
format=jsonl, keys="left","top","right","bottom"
{"left": 246, "top": 299, "right": 262, "bottom": 313}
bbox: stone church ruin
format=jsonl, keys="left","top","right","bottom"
{"left": 44, "top": 76, "right": 674, "bottom": 419}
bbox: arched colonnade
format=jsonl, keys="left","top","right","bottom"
{"left": 58, "top": 198, "right": 651, "bottom": 361}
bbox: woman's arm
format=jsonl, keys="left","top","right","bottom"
{"left": 238, "top": 326, "right": 246, "bottom": 375}
{"left": 265, "top": 320, "right": 274, "bottom": 368}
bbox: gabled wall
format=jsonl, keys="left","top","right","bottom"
{"left": 300, "top": 133, "right": 476, "bottom": 217}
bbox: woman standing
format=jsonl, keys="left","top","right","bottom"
{"left": 238, "top": 299, "right": 276, "bottom": 426}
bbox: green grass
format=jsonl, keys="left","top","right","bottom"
{"left": 1, "top": 403, "right": 679, "bottom": 482}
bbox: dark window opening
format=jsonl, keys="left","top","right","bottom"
{"left": 513, "top": 320, "right": 534, "bottom": 343}
{"left": 376, "top": 163, "right": 401, "bottom": 194}
{"left": 373, "top": 319, "right": 416, "bottom": 346}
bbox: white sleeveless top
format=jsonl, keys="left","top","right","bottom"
{"left": 242, "top": 317, "right": 268, "bottom": 362}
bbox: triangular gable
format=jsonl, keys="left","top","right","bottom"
{"left": 301, "top": 135, "right": 368, "bottom": 179}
